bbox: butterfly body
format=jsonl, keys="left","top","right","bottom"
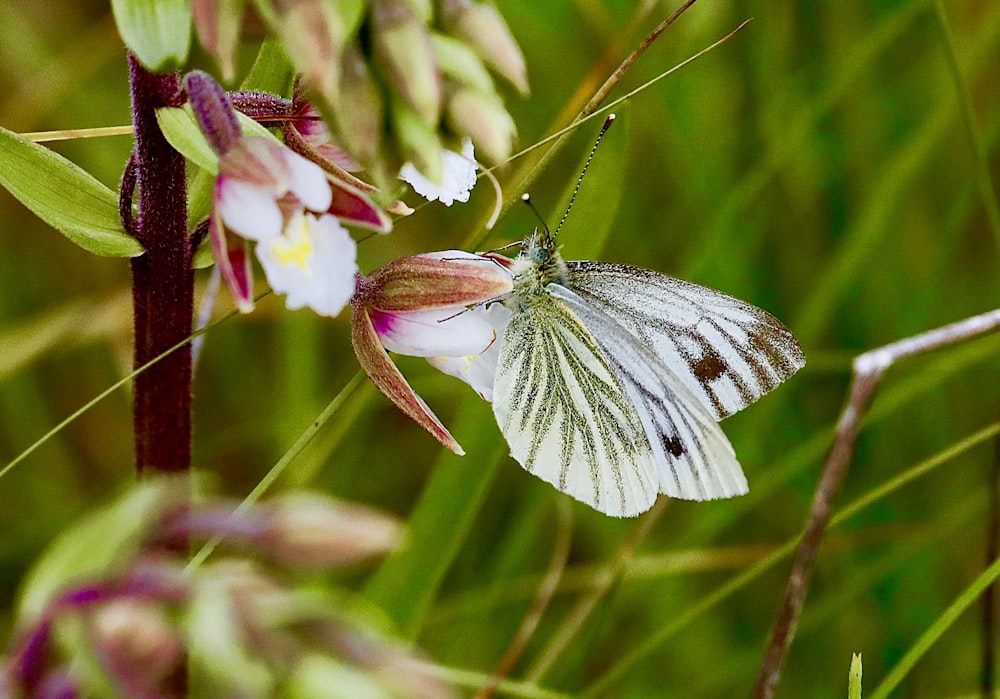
{"left": 492, "top": 228, "right": 805, "bottom": 517}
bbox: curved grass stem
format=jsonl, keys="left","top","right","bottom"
{"left": 752, "top": 308, "right": 1000, "bottom": 699}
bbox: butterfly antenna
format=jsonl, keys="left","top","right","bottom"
{"left": 553, "top": 113, "right": 617, "bottom": 238}
{"left": 520, "top": 193, "right": 551, "bottom": 238}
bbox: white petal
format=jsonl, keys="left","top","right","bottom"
{"left": 217, "top": 178, "right": 284, "bottom": 240}
{"left": 399, "top": 139, "right": 477, "bottom": 206}
{"left": 426, "top": 304, "right": 510, "bottom": 401}
{"left": 373, "top": 305, "right": 497, "bottom": 358}
{"left": 255, "top": 213, "right": 358, "bottom": 317}
{"left": 283, "top": 149, "right": 333, "bottom": 212}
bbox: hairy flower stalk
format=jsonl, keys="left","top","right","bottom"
{"left": 125, "top": 57, "right": 193, "bottom": 480}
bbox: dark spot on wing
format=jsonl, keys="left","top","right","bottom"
{"left": 662, "top": 434, "right": 685, "bottom": 457}
{"left": 693, "top": 352, "right": 727, "bottom": 382}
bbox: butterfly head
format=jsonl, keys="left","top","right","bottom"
{"left": 508, "top": 227, "right": 568, "bottom": 297}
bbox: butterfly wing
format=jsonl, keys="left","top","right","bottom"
{"left": 552, "top": 285, "right": 748, "bottom": 501}
{"left": 492, "top": 293, "right": 659, "bottom": 517}
{"left": 567, "top": 261, "right": 805, "bottom": 420}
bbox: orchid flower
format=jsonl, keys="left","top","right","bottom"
{"left": 351, "top": 251, "right": 512, "bottom": 454}
{"left": 184, "top": 71, "right": 390, "bottom": 316}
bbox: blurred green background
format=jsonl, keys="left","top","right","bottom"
{"left": 2, "top": 0, "right": 1000, "bottom": 696}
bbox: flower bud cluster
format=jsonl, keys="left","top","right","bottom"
{"left": 3, "top": 480, "right": 453, "bottom": 699}
{"left": 194, "top": 0, "right": 528, "bottom": 185}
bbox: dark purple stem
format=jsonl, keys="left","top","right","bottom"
{"left": 126, "top": 55, "right": 193, "bottom": 479}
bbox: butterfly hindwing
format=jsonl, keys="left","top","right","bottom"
{"left": 566, "top": 261, "right": 806, "bottom": 420}
{"left": 492, "top": 292, "right": 659, "bottom": 517}
{"left": 552, "top": 284, "right": 748, "bottom": 501}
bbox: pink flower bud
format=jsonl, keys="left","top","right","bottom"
{"left": 259, "top": 494, "right": 401, "bottom": 568}
{"left": 371, "top": 0, "right": 442, "bottom": 126}
{"left": 89, "top": 599, "right": 184, "bottom": 692}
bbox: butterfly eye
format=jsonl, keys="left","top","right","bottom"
{"left": 531, "top": 247, "right": 549, "bottom": 264}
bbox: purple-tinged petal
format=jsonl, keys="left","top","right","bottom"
{"left": 283, "top": 149, "right": 333, "bottom": 212}
{"left": 328, "top": 180, "right": 392, "bottom": 233}
{"left": 282, "top": 117, "right": 381, "bottom": 195}
{"left": 216, "top": 177, "right": 283, "bottom": 241}
{"left": 257, "top": 494, "right": 401, "bottom": 568}
{"left": 352, "top": 306, "right": 464, "bottom": 455}
{"left": 210, "top": 187, "right": 254, "bottom": 312}
{"left": 291, "top": 102, "right": 362, "bottom": 171}
{"left": 371, "top": 306, "right": 496, "bottom": 358}
{"left": 34, "top": 669, "right": 78, "bottom": 699}
{"left": 185, "top": 70, "right": 242, "bottom": 154}
{"left": 217, "top": 137, "right": 292, "bottom": 189}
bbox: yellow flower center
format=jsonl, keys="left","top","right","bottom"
{"left": 273, "top": 214, "right": 314, "bottom": 273}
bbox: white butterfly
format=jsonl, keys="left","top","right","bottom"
{"left": 489, "top": 227, "right": 805, "bottom": 517}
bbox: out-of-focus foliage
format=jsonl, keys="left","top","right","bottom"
{"left": 1, "top": 1, "right": 1000, "bottom": 697}
{"left": 3, "top": 478, "right": 451, "bottom": 698}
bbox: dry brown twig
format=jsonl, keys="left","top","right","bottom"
{"left": 752, "top": 306, "right": 1000, "bottom": 699}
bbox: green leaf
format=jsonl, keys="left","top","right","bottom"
{"left": 363, "top": 392, "right": 506, "bottom": 638}
{"left": 0, "top": 125, "right": 143, "bottom": 257}
{"left": 156, "top": 105, "right": 279, "bottom": 174}
{"left": 241, "top": 37, "right": 296, "bottom": 95}
{"left": 554, "top": 105, "right": 629, "bottom": 262}
{"left": 111, "top": 0, "right": 192, "bottom": 72}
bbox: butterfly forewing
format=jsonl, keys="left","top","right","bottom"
{"left": 552, "top": 284, "right": 748, "bottom": 501}
{"left": 566, "top": 262, "right": 805, "bottom": 420}
{"left": 492, "top": 293, "right": 659, "bottom": 517}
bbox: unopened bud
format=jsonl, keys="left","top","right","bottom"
{"left": 392, "top": 100, "right": 444, "bottom": 185}
{"left": 272, "top": 0, "right": 346, "bottom": 99}
{"left": 442, "top": 1, "right": 529, "bottom": 96}
{"left": 371, "top": 0, "right": 442, "bottom": 126}
{"left": 185, "top": 70, "right": 242, "bottom": 154}
{"left": 446, "top": 88, "right": 516, "bottom": 164}
{"left": 191, "top": 0, "right": 244, "bottom": 82}
{"left": 331, "top": 42, "right": 385, "bottom": 167}
{"left": 431, "top": 33, "right": 495, "bottom": 95}
{"left": 89, "top": 600, "right": 183, "bottom": 687}
{"left": 260, "top": 494, "right": 401, "bottom": 568}
{"left": 366, "top": 252, "right": 512, "bottom": 312}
